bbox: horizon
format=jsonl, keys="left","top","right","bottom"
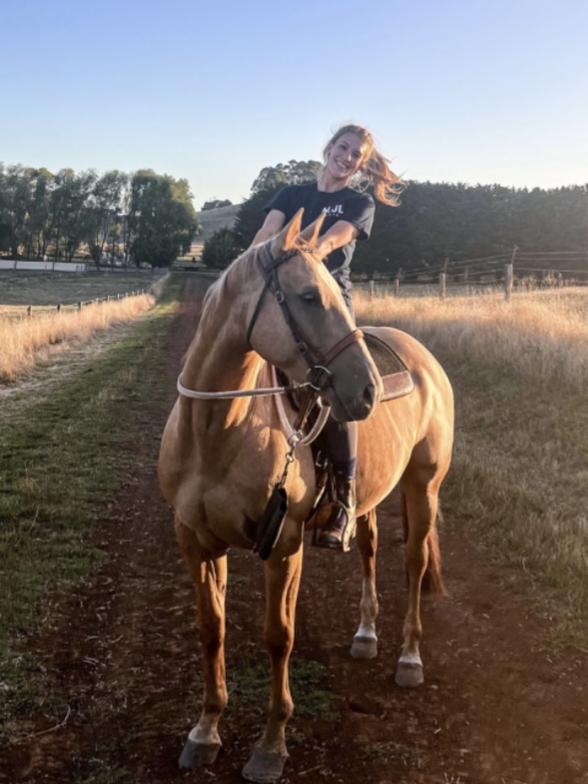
{"left": 2, "top": 0, "right": 587, "bottom": 209}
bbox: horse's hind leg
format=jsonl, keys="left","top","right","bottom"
{"left": 175, "top": 519, "right": 228, "bottom": 769}
{"left": 397, "top": 467, "right": 445, "bottom": 688}
{"left": 351, "top": 509, "right": 379, "bottom": 659}
{"left": 242, "top": 544, "right": 303, "bottom": 784}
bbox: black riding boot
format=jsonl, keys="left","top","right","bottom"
{"left": 316, "top": 472, "right": 357, "bottom": 551}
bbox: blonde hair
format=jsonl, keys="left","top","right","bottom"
{"left": 323, "top": 124, "right": 404, "bottom": 207}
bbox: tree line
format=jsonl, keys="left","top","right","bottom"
{"left": 0, "top": 164, "right": 198, "bottom": 267}
{"left": 203, "top": 160, "right": 588, "bottom": 277}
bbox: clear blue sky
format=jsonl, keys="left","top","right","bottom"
{"left": 2, "top": 0, "right": 587, "bottom": 209}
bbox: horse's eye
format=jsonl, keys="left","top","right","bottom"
{"left": 300, "top": 288, "right": 320, "bottom": 305}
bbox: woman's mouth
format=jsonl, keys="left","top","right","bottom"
{"left": 334, "top": 159, "right": 350, "bottom": 174}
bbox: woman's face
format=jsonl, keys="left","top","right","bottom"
{"left": 325, "top": 133, "right": 366, "bottom": 182}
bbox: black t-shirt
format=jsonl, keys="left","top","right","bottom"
{"left": 265, "top": 182, "right": 375, "bottom": 299}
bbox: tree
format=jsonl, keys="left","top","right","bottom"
{"left": 85, "top": 170, "right": 128, "bottom": 266}
{"left": 27, "top": 168, "right": 54, "bottom": 259}
{"left": 127, "top": 170, "right": 199, "bottom": 267}
{"left": 201, "top": 227, "right": 240, "bottom": 269}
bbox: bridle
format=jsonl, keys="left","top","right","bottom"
{"left": 176, "top": 242, "right": 365, "bottom": 403}
{"left": 246, "top": 243, "right": 364, "bottom": 392}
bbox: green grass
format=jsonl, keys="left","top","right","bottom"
{"left": 439, "top": 352, "right": 588, "bottom": 640}
{"left": 230, "top": 657, "right": 336, "bottom": 719}
{"left": 0, "top": 278, "right": 181, "bottom": 742}
{"left": 0, "top": 270, "right": 164, "bottom": 306}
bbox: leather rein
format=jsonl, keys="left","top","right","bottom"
{"left": 177, "top": 243, "right": 364, "bottom": 401}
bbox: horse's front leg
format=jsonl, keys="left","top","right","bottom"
{"left": 351, "top": 509, "right": 379, "bottom": 659}
{"left": 175, "top": 519, "right": 228, "bottom": 768}
{"left": 242, "top": 541, "right": 303, "bottom": 783}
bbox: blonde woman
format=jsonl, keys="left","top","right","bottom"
{"left": 251, "top": 124, "right": 402, "bottom": 550}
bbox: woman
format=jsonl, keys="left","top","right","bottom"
{"left": 250, "top": 124, "right": 402, "bottom": 550}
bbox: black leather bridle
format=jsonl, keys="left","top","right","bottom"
{"left": 245, "top": 243, "right": 364, "bottom": 391}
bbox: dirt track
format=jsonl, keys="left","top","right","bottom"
{"left": 3, "top": 277, "right": 588, "bottom": 784}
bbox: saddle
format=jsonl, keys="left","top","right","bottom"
{"left": 253, "top": 329, "right": 414, "bottom": 558}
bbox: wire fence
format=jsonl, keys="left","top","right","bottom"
{"left": 0, "top": 289, "right": 152, "bottom": 321}
{"left": 353, "top": 247, "right": 588, "bottom": 300}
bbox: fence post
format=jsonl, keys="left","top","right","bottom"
{"left": 439, "top": 272, "right": 447, "bottom": 299}
{"left": 369, "top": 279, "right": 375, "bottom": 299}
{"left": 56, "top": 303, "right": 61, "bottom": 313}
{"left": 77, "top": 301, "right": 82, "bottom": 311}
{"left": 505, "top": 264, "right": 514, "bottom": 300}
{"left": 394, "top": 277, "right": 400, "bottom": 297}
{"left": 27, "top": 305, "right": 32, "bottom": 317}
{"left": 505, "top": 245, "right": 518, "bottom": 301}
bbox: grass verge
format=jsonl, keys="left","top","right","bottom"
{"left": 0, "top": 278, "right": 181, "bottom": 744}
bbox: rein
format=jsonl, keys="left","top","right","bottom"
{"left": 176, "top": 375, "right": 309, "bottom": 400}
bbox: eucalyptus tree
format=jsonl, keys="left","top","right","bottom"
{"left": 128, "top": 170, "right": 198, "bottom": 266}
{"left": 85, "top": 170, "right": 128, "bottom": 266}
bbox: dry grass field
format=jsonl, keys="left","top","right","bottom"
{"left": 0, "top": 270, "right": 162, "bottom": 306}
{"left": 356, "top": 286, "right": 588, "bottom": 638}
{"left": 0, "top": 272, "right": 167, "bottom": 381}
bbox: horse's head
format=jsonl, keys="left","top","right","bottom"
{"left": 247, "top": 209, "right": 382, "bottom": 421}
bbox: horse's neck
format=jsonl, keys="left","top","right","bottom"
{"left": 181, "top": 264, "right": 267, "bottom": 429}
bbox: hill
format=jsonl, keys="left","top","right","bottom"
{"left": 196, "top": 204, "right": 240, "bottom": 242}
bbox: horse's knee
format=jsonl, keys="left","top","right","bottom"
{"left": 264, "top": 625, "right": 294, "bottom": 660}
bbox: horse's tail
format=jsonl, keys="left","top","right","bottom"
{"left": 401, "top": 491, "right": 447, "bottom": 597}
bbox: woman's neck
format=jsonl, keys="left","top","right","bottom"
{"left": 316, "top": 168, "right": 350, "bottom": 193}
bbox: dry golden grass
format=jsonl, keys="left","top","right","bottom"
{"left": 0, "top": 294, "right": 154, "bottom": 381}
{"left": 356, "top": 285, "right": 588, "bottom": 641}
{"left": 355, "top": 287, "right": 588, "bottom": 390}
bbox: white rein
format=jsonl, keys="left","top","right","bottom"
{"left": 176, "top": 367, "right": 331, "bottom": 447}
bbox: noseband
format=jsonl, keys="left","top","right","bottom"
{"left": 245, "top": 243, "right": 364, "bottom": 391}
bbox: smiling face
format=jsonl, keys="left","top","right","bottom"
{"left": 324, "top": 132, "right": 366, "bottom": 183}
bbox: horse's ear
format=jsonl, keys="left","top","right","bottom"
{"left": 271, "top": 208, "right": 304, "bottom": 256}
{"left": 297, "top": 212, "right": 326, "bottom": 248}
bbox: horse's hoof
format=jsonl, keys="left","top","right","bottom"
{"left": 350, "top": 635, "right": 378, "bottom": 659}
{"left": 179, "top": 738, "right": 221, "bottom": 769}
{"left": 395, "top": 660, "right": 424, "bottom": 688}
{"left": 242, "top": 748, "right": 288, "bottom": 783}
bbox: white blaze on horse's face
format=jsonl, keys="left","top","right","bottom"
{"left": 250, "top": 212, "right": 382, "bottom": 422}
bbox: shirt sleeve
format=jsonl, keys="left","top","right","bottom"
{"left": 264, "top": 186, "right": 294, "bottom": 219}
{"left": 343, "top": 192, "right": 375, "bottom": 241}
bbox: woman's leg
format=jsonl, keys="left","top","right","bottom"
{"left": 316, "top": 418, "right": 358, "bottom": 550}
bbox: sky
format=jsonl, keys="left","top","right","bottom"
{"left": 2, "top": 0, "right": 587, "bottom": 209}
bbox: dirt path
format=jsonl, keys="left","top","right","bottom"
{"left": 3, "top": 278, "right": 587, "bottom": 784}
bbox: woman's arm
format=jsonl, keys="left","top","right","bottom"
{"left": 314, "top": 220, "right": 359, "bottom": 260}
{"left": 249, "top": 209, "right": 286, "bottom": 248}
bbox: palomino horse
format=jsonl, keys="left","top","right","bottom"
{"left": 158, "top": 209, "right": 454, "bottom": 783}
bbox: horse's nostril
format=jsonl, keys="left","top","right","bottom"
{"left": 363, "top": 383, "right": 376, "bottom": 408}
